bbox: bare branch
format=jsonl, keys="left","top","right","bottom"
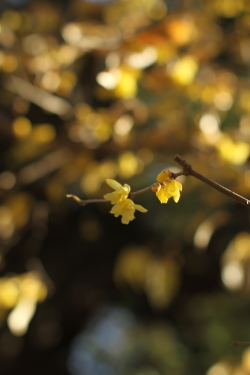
{"left": 174, "top": 154, "right": 250, "bottom": 207}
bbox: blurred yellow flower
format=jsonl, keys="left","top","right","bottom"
{"left": 110, "top": 198, "right": 147, "bottom": 224}
{"left": 216, "top": 135, "right": 249, "bottom": 165}
{"left": 152, "top": 170, "right": 182, "bottom": 203}
{"left": 104, "top": 179, "right": 130, "bottom": 204}
{"left": 170, "top": 56, "right": 198, "bottom": 85}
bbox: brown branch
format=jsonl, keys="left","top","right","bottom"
{"left": 129, "top": 184, "right": 155, "bottom": 199}
{"left": 68, "top": 154, "right": 249, "bottom": 209}
{"left": 174, "top": 154, "right": 250, "bottom": 207}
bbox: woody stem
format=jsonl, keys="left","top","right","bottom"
{"left": 174, "top": 154, "right": 250, "bottom": 207}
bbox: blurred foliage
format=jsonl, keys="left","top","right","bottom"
{"left": 0, "top": 0, "right": 250, "bottom": 374}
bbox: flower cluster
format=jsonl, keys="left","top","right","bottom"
{"left": 152, "top": 170, "right": 182, "bottom": 204}
{"left": 104, "top": 179, "right": 147, "bottom": 224}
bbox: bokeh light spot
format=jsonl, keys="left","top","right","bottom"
{"left": 170, "top": 56, "right": 198, "bottom": 85}
{"left": 146, "top": 0, "right": 167, "bottom": 20}
{"left": 2, "top": 55, "right": 18, "bottom": 72}
{"left": 214, "top": 92, "right": 233, "bottom": 111}
{"left": 118, "top": 152, "right": 139, "bottom": 178}
{"left": 1, "top": 10, "right": 21, "bottom": 30}
{"left": 126, "top": 47, "right": 157, "bottom": 69}
{"left": 12, "top": 116, "right": 32, "bottom": 138}
{"left": 31, "top": 124, "right": 56, "bottom": 143}
{"left": 221, "top": 262, "right": 244, "bottom": 291}
{"left": 217, "top": 136, "right": 249, "bottom": 165}
{"left": 0, "top": 172, "right": 16, "bottom": 190}
{"left": 199, "top": 114, "right": 219, "bottom": 134}
{"left": 96, "top": 69, "right": 121, "bottom": 90}
{"left": 0, "top": 280, "right": 19, "bottom": 309}
{"left": 114, "top": 115, "right": 134, "bottom": 136}
{"left": 7, "top": 298, "right": 36, "bottom": 336}
{"left": 207, "top": 361, "right": 232, "bottom": 375}
{"left": 22, "top": 34, "right": 47, "bottom": 55}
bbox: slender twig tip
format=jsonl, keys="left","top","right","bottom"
{"left": 231, "top": 341, "right": 250, "bottom": 347}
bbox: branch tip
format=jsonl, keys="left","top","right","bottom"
{"left": 174, "top": 155, "right": 250, "bottom": 207}
{"left": 66, "top": 194, "right": 86, "bottom": 206}
{"left": 231, "top": 341, "right": 250, "bottom": 347}
{"left": 174, "top": 155, "right": 192, "bottom": 175}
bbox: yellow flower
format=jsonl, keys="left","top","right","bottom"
{"left": 152, "top": 170, "right": 182, "bottom": 203}
{"left": 156, "top": 185, "right": 169, "bottom": 203}
{"left": 110, "top": 198, "right": 147, "bottom": 224}
{"left": 164, "top": 180, "right": 182, "bottom": 202}
{"left": 104, "top": 179, "right": 130, "bottom": 204}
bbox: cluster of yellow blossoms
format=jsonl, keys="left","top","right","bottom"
{"left": 152, "top": 170, "right": 182, "bottom": 204}
{"left": 104, "top": 170, "right": 182, "bottom": 224}
{"left": 104, "top": 179, "right": 148, "bottom": 224}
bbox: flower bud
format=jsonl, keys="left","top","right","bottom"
{"left": 156, "top": 170, "right": 172, "bottom": 183}
{"left": 151, "top": 182, "right": 161, "bottom": 192}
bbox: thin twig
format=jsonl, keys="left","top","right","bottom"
{"left": 231, "top": 341, "right": 250, "bottom": 347}
{"left": 172, "top": 171, "right": 185, "bottom": 179}
{"left": 174, "top": 154, "right": 250, "bottom": 207}
{"left": 129, "top": 184, "right": 155, "bottom": 199}
{"left": 67, "top": 184, "right": 155, "bottom": 206}
{"left": 66, "top": 194, "right": 107, "bottom": 206}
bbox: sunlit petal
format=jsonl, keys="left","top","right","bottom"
{"left": 133, "top": 204, "right": 148, "bottom": 212}
{"left": 156, "top": 188, "right": 169, "bottom": 203}
{"left": 106, "top": 179, "right": 122, "bottom": 190}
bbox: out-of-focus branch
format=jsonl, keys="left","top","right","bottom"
{"left": 5, "top": 75, "right": 73, "bottom": 117}
{"left": 231, "top": 341, "right": 250, "bottom": 347}
{"left": 174, "top": 154, "right": 250, "bottom": 207}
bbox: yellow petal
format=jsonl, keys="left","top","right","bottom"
{"left": 103, "top": 192, "right": 116, "bottom": 201}
{"left": 166, "top": 181, "right": 176, "bottom": 193}
{"left": 124, "top": 184, "right": 131, "bottom": 194}
{"left": 110, "top": 201, "right": 123, "bottom": 214}
{"left": 164, "top": 180, "right": 182, "bottom": 195}
{"left": 173, "top": 191, "right": 180, "bottom": 203}
{"left": 174, "top": 180, "right": 182, "bottom": 191}
{"left": 121, "top": 217, "right": 130, "bottom": 224}
{"left": 121, "top": 210, "right": 135, "bottom": 224}
{"left": 106, "top": 179, "right": 122, "bottom": 190}
{"left": 163, "top": 180, "right": 182, "bottom": 201}
{"left": 109, "top": 198, "right": 146, "bottom": 224}
{"left": 156, "top": 188, "right": 169, "bottom": 203}
{"left": 134, "top": 204, "right": 148, "bottom": 212}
